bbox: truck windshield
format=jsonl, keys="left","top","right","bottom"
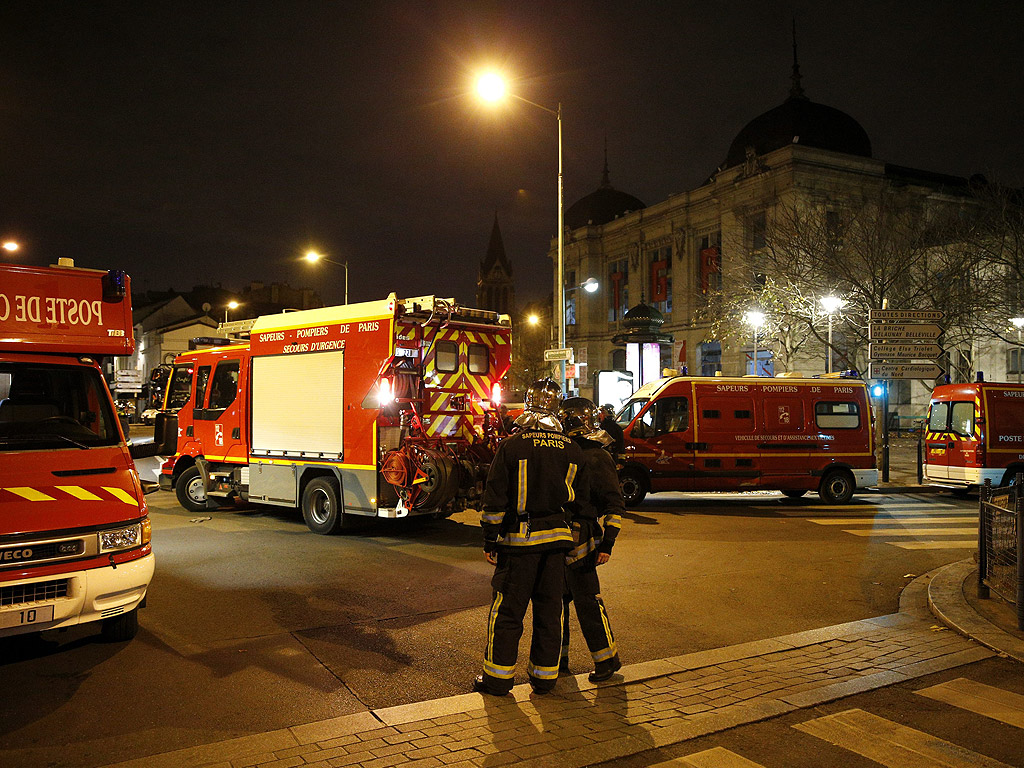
{"left": 617, "top": 398, "right": 649, "bottom": 426}
{"left": 165, "top": 365, "right": 194, "bottom": 409}
{"left": 0, "top": 363, "right": 120, "bottom": 451}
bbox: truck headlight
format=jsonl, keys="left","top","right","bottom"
{"left": 99, "top": 523, "right": 143, "bottom": 553}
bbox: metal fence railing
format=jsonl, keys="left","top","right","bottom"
{"left": 978, "top": 476, "right": 1024, "bottom": 631}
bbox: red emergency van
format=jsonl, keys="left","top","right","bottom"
{"left": 616, "top": 374, "right": 878, "bottom": 505}
{"left": 0, "top": 260, "right": 153, "bottom": 641}
{"left": 924, "top": 381, "right": 1024, "bottom": 493}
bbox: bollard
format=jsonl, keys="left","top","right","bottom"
{"left": 978, "top": 478, "right": 990, "bottom": 600}
{"left": 917, "top": 433, "right": 923, "bottom": 484}
{"left": 1018, "top": 474, "right": 1024, "bottom": 630}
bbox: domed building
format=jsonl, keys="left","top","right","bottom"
{"left": 554, "top": 50, "right": 979, "bottom": 410}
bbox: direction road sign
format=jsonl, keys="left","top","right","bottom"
{"left": 544, "top": 348, "right": 573, "bottom": 362}
{"left": 868, "top": 323, "right": 943, "bottom": 341}
{"left": 868, "top": 309, "right": 944, "bottom": 322}
{"left": 869, "top": 342, "right": 943, "bottom": 360}
{"left": 869, "top": 362, "right": 943, "bottom": 379}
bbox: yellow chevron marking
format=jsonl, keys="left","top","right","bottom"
{"left": 5, "top": 487, "right": 56, "bottom": 502}
{"left": 56, "top": 486, "right": 103, "bottom": 501}
{"left": 103, "top": 487, "right": 139, "bottom": 505}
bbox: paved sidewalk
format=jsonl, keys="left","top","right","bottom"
{"left": 100, "top": 562, "right": 1014, "bottom": 768}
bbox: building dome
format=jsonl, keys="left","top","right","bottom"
{"left": 722, "top": 49, "right": 871, "bottom": 170}
{"left": 565, "top": 152, "right": 645, "bottom": 229}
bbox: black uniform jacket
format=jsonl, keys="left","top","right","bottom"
{"left": 481, "top": 428, "right": 588, "bottom": 553}
{"left": 566, "top": 439, "right": 625, "bottom": 565}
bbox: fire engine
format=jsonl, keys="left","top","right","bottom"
{"left": 158, "top": 294, "right": 511, "bottom": 533}
{"left": 615, "top": 372, "right": 878, "bottom": 505}
{"left": 924, "top": 380, "right": 1024, "bottom": 493}
{"left": 0, "top": 260, "right": 153, "bottom": 641}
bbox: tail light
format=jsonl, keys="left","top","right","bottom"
{"left": 378, "top": 377, "right": 394, "bottom": 406}
{"left": 491, "top": 382, "right": 502, "bottom": 406}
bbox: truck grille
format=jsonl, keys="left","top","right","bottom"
{"left": 0, "top": 579, "right": 70, "bottom": 607}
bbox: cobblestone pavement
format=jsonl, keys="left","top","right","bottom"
{"left": 100, "top": 565, "right": 1008, "bottom": 768}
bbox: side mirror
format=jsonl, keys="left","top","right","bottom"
{"left": 631, "top": 422, "right": 647, "bottom": 439}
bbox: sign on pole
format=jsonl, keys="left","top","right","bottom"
{"left": 869, "top": 342, "right": 943, "bottom": 360}
{"left": 544, "top": 348, "right": 573, "bottom": 362}
{"left": 868, "top": 309, "right": 945, "bottom": 322}
{"left": 868, "top": 323, "right": 942, "bottom": 341}
{"left": 869, "top": 362, "right": 944, "bottom": 379}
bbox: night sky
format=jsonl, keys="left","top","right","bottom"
{"left": 2, "top": 1, "right": 1022, "bottom": 311}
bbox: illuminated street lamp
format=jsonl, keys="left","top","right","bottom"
{"left": 744, "top": 310, "right": 766, "bottom": 376}
{"left": 1012, "top": 317, "right": 1024, "bottom": 384}
{"left": 225, "top": 300, "right": 240, "bottom": 323}
{"left": 305, "top": 250, "right": 348, "bottom": 305}
{"left": 2, "top": 241, "right": 19, "bottom": 253}
{"left": 526, "top": 313, "right": 540, "bottom": 326}
{"left": 820, "top": 295, "right": 845, "bottom": 374}
{"left": 475, "top": 70, "right": 565, "bottom": 390}
{"left": 582, "top": 277, "right": 599, "bottom": 293}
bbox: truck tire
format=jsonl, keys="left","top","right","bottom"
{"left": 818, "top": 469, "right": 855, "bottom": 504}
{"left": 302, "top": 477, "right": 344, "bottom": 534}
{"left": 1000, "top": 467, "right": 1024, "bottom": 488}
{"left": 175, "top": 465, "right": 217, "bottom": 512}
{"left": 619, "top": 469, "right": 648, "bottom": 507}
{"left": 100, "top": 607, "right": 139, "bottom": 642}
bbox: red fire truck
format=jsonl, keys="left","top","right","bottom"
{"left": 924, "top": 381, "right": 1024, "bottom": 493}
{"left": 615, "top": 373, "right": 878, "bottom": 505}
{"left": 0, "top": 260, "right": 153, "bottom": 641}
{"left": 158, "top": 294, "right": 512, "bottom": 533}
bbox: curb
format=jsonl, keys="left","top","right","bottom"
{"left": 927, "top": 558, "right": 1024, "bottom": 664}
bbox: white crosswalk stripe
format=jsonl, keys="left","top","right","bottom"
{"left": 796, "top": 498, "right": 979, "bottom": 550}
{"left": 663, "top": 747, "right": 767, "bottom": 767}
{"left": 794, "top": 707, "right": 1015, "bottom": 767}
{"left": 916, "top": 677, "right": 1024, "bottom": 729}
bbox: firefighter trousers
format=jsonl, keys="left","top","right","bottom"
{"left": 482, "top": 549, "right": 566, "bottom": 694}
{"left": 561, "top": 561, "right": 619, "bottom": 672}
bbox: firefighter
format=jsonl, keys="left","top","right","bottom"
{"left": 474, "top": 378, "right": 588, "bottom": 696}
{"left": 559, "top": 397, "right": 624, "bottom": 683}
{"left": 600, "top": 403, "right": 625, "bottom": 454}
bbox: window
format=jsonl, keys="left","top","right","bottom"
{"left": 698, "top": 232, "right": 722, "bottom": 294}
{"left": 699, "top": 341, "right": 722, "bottom": 377}
{"left": 699, "top": 397, "right": 755, "bottom": 431}
{"left": 208, "top": 360, "right": 240, "bottom": 410}
{"left": 751, "top": 211, "right": 766, "bottom": 250}
{"left": 0, "top": 363, "right": 119, "bottom": 450}
{"left": 436, "top": 341, "right": 458, "bottom": 372}
{"left": 618, "top": 398, "right": 648, "bottom": 426}
{"left": 194, "top": 366, "right": 212, "bottom": 409}
{"left": 648, "top": 247, "right": 672, "bottom": 313}
{"left": 815, "top": 401, "right": 860, "bottom": 429}
{"left": 468, "top": 344, "right": 489, "bottom": 374}
{"left": 928, "top": 401, "right": 949, "bottom": 432}
{"left": 1009, "top": 348, "right": 1023, "bottom": 375}
{"left": 653, "top": 397, "right": 688, "bottom": 434}
{"left": 950, "top": 401, "right": 975, "bottom": 437}
{"left": 166, "top": 365, "right": 194, "bottom": 409}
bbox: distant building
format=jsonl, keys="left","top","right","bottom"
{"left": 555, "top": 55, "right": 997, "bottom": 421}
{"left": 476, "top": 214, "right": 515, "bottom": 315}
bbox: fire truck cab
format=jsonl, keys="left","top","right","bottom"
{"left": 924, "top": 381, "right": 1024, "bottom": 493}
{"left": 159, "top": 294, "right": 511, "bottom": 533}
{"left": 616, "top": 373, "right": 878, "bottom": 505}
{"left": 0, "top": 260, "right": 153, "bottom": 641}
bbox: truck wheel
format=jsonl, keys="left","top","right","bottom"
{"left": 302, "top": 477, "right": 344, "bottom": 534}
{"left": 818, "top": 469, "right": 855, "bottom": 504}
{"left": 1000, "top": 467, "right": 1024, "bottom": 488}
{"left": 175, "top": 465, "right": 217, "bottom": 512}
{"left": 619, "top": 469, "right": 648, "bottom": 506}
{"left": 100, "top": 608, "right": 139, "bottom": 642}
{"left": 782, "top": 489, "right": 807, "bottom": 499}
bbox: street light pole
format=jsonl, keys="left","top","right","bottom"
{"left": 305, "top": 251, "right": 348, "bottom": 305}
{"left": 474, "top": 74, "right": 565, "bottom": 391}
{"left": 820, "top": 296, "right": 844, "bottom": 374}
{"left": 556, "top": 102, "right": 565, "bottom": 392}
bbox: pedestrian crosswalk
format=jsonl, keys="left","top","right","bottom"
{"left": 793, "top": 496, "right": 979, "bottom": 550}
{"left": 646, "top": 676, "right": 1024, "bottom": 767}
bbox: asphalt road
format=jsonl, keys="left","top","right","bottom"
{"left": 0, "top": 487, "right": 979, "bottom": 768}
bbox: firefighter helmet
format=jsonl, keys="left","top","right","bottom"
{"left": 514, "top": 378, "right": 563, "bottom": 431}
{"left": 559, "top": 397, "right": 601, "bottom": 437}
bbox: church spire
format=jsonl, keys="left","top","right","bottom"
{"left": 789, "top": 18, "right": 806, "bottom": 100}
{"left": 600, "top": 137, "right": 611, "bottom": 189}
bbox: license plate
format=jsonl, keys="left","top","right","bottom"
{"left": 0, "top": 605, "right": 55, "bottom": 629}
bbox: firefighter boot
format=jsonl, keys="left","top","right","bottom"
{"left": 588, "top": 655, "right": 622, "bottom": 683}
